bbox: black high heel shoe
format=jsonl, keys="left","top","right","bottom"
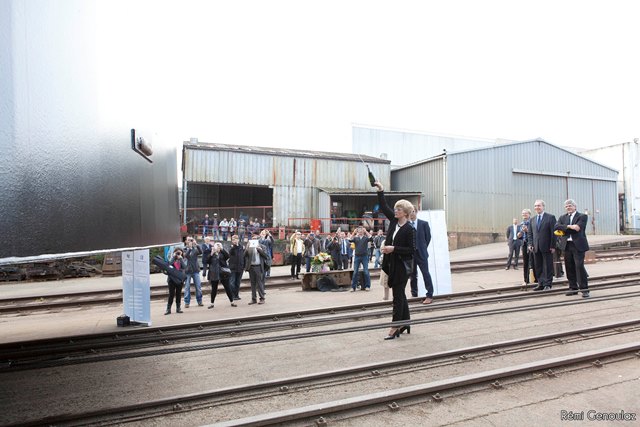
{"left": 398, "top": 325, "right": 411, "bottom": 335}
{"left": 384, "top": 328, "right": 401, "bottom": 340}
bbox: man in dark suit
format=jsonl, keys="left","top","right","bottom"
{"left": 505, "top": 218, "right": 523, "bottom": 270}
{"left": 409, "top": 206, "right": 434, "bottom": 304}
{"left": 527, "top": 199, "right": 557, "bottom": 291}
{"left": 338, "top": 231, "right": 353, "bottom": 270}
{"left": 555, "top": 199, "right": 590, "bottom": 298}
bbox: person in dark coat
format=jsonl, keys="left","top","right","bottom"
{"left": 527, "top": 200, "right": 557, "bottom": 291}
{"left": 555, "top": 199, "right": 591, "bottom": 298}
{"left": 207, "top": 242, "right": 236, "bottom": 309}
{"left": 228, "top": 235, "right": 245, "bottom": 300}
{"left": 409, "top": 206, "right": 434, "bottom": 303}
{"left": 327, "top": 234, "right": 341, "bottom": 270}
{"left": 244, "top": 234, "right": 270, "bottom": 304}
{"left": 201, "top": 236, "right": 213, "bottom": 277}
{"left": 165, "top": 248, "right": 186, "bottom": 315}
{"left": 505, "top": 218, "right": 523, "bottom": 270}
{"left": 374, "top": 181, "right": 416, "bottom": 340}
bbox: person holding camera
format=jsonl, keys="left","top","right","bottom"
{"left": 259, "top": 229, "right": 274, "bottom": 277}
{"left": 165, "top": 248, "right": 186, "bottom": 315}
{"left": 183, "top": 236, "right": 203, "bottom": 308}
{"left": 207, "top": 242, "right": 236, "bottom": 309}
{"left": 244, "top": 233, "right": 270, "bottom": 304}
{"left": 228, "top": 235, "right": 245, "bottom": 300}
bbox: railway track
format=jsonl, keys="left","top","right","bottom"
{"left": 1, "top": 246, "right": 639, "bottom": 314}
{"left": 6, "top": 319, "right": 640, "bottom": 427}
{"left": 2, "top": 273, "right": 639, "bottom": 371}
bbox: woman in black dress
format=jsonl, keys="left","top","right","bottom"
{"left": 375, "top": 181, "right": 416, "bottom": 340}
{"left": 207, "top": 242, "right": 237, "bottom": 309}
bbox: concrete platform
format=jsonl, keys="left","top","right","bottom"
{"left": 0, "top": 235, "right": 638, "bottom": 344}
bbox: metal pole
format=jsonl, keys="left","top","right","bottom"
{"left": 182, "top": 178, "right": 188, "bottom": 225}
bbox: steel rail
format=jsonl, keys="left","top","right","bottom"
{"left": 2, "top": 245, "right": 639, "bottom": 311}
{"left": 9, "top": 326, "right": 640, "bottom": 427}
{"left": 2, "top": 274, "right": 639, "bottom": 358}
{"left": 2, "top": 264, "right": 640, "bottom": 315}
{"left": 3, "top": 288, "right": 639, "bottom": 371}
{"left": 2, "top": 275, "right": 639, "bottom": 361}
{"left": 211, "top": 342, "right": 640, "bottom": 427}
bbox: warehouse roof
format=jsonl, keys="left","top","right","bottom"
{"left": 319, "top": 188, "right": 422, "bottom": 196}
{"left": 392, "top": 138, "right": 618, "bottom": 173}
{"left": 183, "top": 141, "right": 390, "bottom": 164}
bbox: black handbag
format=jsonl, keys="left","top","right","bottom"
{"left": 220, "top": 266, "right": 232, "bottom": 278}
{"left": 402, "top": 258, "right": 413, "bottom": 276}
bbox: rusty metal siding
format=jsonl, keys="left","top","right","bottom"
{"left": 272, "top": 186, "right": 319, "bottom": 228}
{"left": 184, "top": 148, "right": 390, "bottom": 190}
{"left": 391, "top": 158, "right": 444, "bottom": 210}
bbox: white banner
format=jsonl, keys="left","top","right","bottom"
{"left": 122, "top": 249, "right": 152, "bottom": 325}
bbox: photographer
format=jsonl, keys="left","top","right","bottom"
{"left": 183, "top": 236, "right": 203, "bottom": 308}
{"left": 259, "top": 229, "right": 274, "bottom": 278}
{"left": 165, "top": 248, "right": 186, "bottom": 315}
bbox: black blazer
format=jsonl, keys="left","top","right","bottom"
{"left": 527, "top": 212, "right": 557, "bottom": 253}
{"left": 415, "top": 218, "right": 431, "bottom": 262}
{"left": 555, "top": 212, "right": 590, "bottom": 252}
{"left": 377, "top": 191, "right": 416, "bottom": 286}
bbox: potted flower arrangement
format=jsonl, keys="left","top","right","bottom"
{"left": 311, "top": 252, "right": 333, "bottom": 272}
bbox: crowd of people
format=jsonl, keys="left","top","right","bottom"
{"left": 163, "top": 229, "right": 274, "bottom": 314}
{"left": 200, "top": 213, "right": 268, "bottom": 242}
{"left": 505, "top": 199, "right": 591, "bottom": 298}
{"left": 167, "top": 195, "right": 593, "bottom": 342}
{"left": 164, "top": 190, "right": 436, "bottom": 342}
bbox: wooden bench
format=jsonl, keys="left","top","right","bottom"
{"left": 301, "top": 270, "right": 353, "bottom": 290}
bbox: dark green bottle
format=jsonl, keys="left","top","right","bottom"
{"left": 367, "top": 165, "right": 376, "bottom": 187}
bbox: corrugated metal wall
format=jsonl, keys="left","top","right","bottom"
{"left": 391, "top": 158, "right": 445, "bottom": 210}
{"left": 447, "top": 141, "right": 617, "bottom": 234}
{"left": 392, "top": 140, "right": 618, "bottom": 235}
{"left": 184, "top": 149, "right": 390, "bottom": 189}
{"left": 183, "top": 148, "right": 390, "bottom": 228}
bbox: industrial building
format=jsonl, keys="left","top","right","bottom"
{"left": 181, "top": 141, "right": 420, "bottom": 234}
{"left": 391, "top": 139, "right": 619, "bottom": 249}
{"left": 579, "top": 139, "right": 640, "bottom": 233}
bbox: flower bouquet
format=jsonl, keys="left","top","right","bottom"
{"left": 311, "top": 252, "right": 333, "bottom": 272}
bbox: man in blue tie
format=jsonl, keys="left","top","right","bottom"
{"left": 339, "top": 231, "right": 352, "bottom": 270}
{"left": 409, "top": 206, "right": 434, "bottom": 304}
{"left": 527, "top": 200, "right": 557, "bottom": 291}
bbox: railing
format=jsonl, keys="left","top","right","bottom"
{"left": 180, "top": 205, "right": 273, "bottom": 235}
{"left": 287, "top": 217, "right": 389, "bottom": 233}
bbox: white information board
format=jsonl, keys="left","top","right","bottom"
{"left": 416, "top": 210, "right": 452, "bottom": 296}
{"left": 122, "top": 249, "right": 152, "bottom": 325}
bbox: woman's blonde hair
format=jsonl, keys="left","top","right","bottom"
{"left": 394, "top": 199, "right": 414, "bottom": 217}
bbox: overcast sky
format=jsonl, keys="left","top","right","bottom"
{"left": 97, "top": 0, "right": 640, "bottom": 153}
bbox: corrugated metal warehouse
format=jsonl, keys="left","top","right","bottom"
{"left": 181, "top": 141, "right": 420, "bottom": 233}
{"left": 391, "top": 139, "right": 619, "bottom": 249}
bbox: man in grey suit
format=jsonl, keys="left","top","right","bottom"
{"left": 555, "top": 199, "right": 590, "bottom": 298}
{"left": 409, "top": 206, "right": 434, "bottom": 304}
{"left": 527, "top": 200, "right": 557, "bottom": 291}
{"left": 244, "top": 233, "right": 270, "bottom": 304}
{"left": 505, "top": 218, "right": 523, "bottom": 270}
